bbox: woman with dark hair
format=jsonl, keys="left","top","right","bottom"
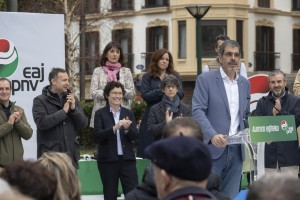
{"left": 94, "top": 81, "right": 138, "bottom": 200}
{"left": 147, "top": 74, "right": 191, "bottom": 141}
{"left": 137, "top": 49, "right": 184, "bottom": 157}
{"left": 90, "top": 41, "right": 135, "bottom": 128}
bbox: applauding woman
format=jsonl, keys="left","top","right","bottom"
{"left": 147, "top": 74, "right": 191, "bottom": 141}
{"left": 94, "top": 81, "right": 138, "bottom": 200}
{"left": 90, "top": 41, "right": 135, "bottom": 128}
{"left": 137, "top": 49, "right": 184, "bottom": 157}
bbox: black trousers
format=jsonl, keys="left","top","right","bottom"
{"left": 98, "top": 157, "right": 138, "bottom": 200}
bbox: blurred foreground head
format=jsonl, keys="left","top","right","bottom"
{"left": 38, "top": 152, "right": 81, "bottom": 200}
{"left": 247, "top": 172, "right": 300, "bottom": 200}
{"left": 0, "top": 160, "right": 57, "bottom": 200}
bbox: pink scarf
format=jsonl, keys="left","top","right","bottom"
{"left": 103, "top": 61, "right": 122, "bottom": 82}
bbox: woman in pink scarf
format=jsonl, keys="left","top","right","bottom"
{"left": 90, "top": 42, "right": 135, "bottom": 128}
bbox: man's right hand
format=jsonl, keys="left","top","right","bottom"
{"left": 211, "top": 134, "right": 228, "bottom": 147}
{"left": 63, "top": 101, "right": 70, "bottom": 113}
{"left": 8, "top": 113, "right": 16, "bottom": 125}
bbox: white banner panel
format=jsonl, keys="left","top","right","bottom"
{"left": 0, "top": 12, "right": 65, "bottom": 160}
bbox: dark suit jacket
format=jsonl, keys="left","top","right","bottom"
{"left": 94, "top": 105, "right": 138, "bottom": 162}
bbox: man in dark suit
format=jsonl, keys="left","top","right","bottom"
{"left": 94, "top": 81, "right": 138, "bottom": 200}
{"left": 192, "top": 40, "right": 251, "bottom": 198}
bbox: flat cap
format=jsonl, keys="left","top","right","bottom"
{"left": 145, "top": 136, "right": 212, "bottom": 181}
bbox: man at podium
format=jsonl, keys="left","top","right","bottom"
{"left": 255, "top": 70, "right": 300, "bottom": 177}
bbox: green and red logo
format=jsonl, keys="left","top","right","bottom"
{"left": 281, "top": 120, "right": 288, "bottom": 131}
{"left": 0, "top": 38, "right": 19, "bottom": 77}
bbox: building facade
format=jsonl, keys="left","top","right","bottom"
{"left": 76, "top": 0, "right": 300, "bottom": 102}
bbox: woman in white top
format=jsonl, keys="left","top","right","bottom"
{"left": 89, "top": 41, "right": 135, "bottom": 128}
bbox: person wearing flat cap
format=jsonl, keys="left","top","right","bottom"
{"left": 145, "top": 136, "right": 217, "bottom": 200}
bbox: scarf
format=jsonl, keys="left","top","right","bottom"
{"left": 162, "top": 94, "right": 180, "bottom": 113}
{"left": 103, "top": 61, "right": 122, "bottom": 82}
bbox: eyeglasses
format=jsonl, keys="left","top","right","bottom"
{"left": 110, "top": 92, "right": 123, "bottom": 96}
{"left": 165, "top": 85, "right": 177, "bottom": 89}
{"left": 223, "top": 52, "right": 241, "bottom": 58}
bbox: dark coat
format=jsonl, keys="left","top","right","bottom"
{"left": 94, "top": 105, "right": 138, "bottom": 162}
{"left": 137, "top": 72, "right": 184, "bottom": 157}
{"left": 164, "top": 186, "right": 218, "bottom": 200}
{"left": 125, "top": 165, "right": 157, "bottom": 200}
{"left": 32, "top": 86, "right": 88, "bottom": 168}
{"left": 147, "top": 101, "right": 191, "bottom": 140}
{"left": 255, "top": 89, "right": 300, "bottom": 167}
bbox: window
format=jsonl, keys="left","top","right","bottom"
{"left": 258, "top": 0, "right": 270, "bottom": 8}
{"left": 201, "top": 20, "right": 227, "bottom": 58}
{"left": 112, "top": 29, "right": 133, "bottom": 71}
{"left": 85, "top": 32, "right": 100, "bottom": 75}
{"left": 293, "top": 29, "right": 300, "bottom": 71}
{"left": 178, "top": 21, "right": 186, "bottom": 59}
{"left": 144, "top": 0, "right": 169, "bottom": 8}
{"left": 255, "top": 26, "right": 275, "bottom": 71}
{"left": 236, "top": 20, "right": 244, "bottom": 58}
{"left": 292, "top": 0, "right": 300, "bottom": 11}
{"left": 85, "top": 0, "right": 99, "bottom": 14}
{"left": 145, "top": 26, "right": 168, "bottom": 68}
{"left": 111, "top": 0, "right": 134, "bottom": 11}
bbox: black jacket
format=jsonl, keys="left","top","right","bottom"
{"left": 164, "top": 186, "right": 218, "bottom": 200}
{"left": 125, "top": 165, "right": 157, "bottom": 200}
{"left": 94, "top": 105, "right": 138, "bottom": 162}
{"left": 32, "top": 86, "right": 88, "bottom": 168}
{"left": 255, "top": 89, "right": 300, "bottom": 167}
{"left": 147, "top": 101, "right": 191, "bottom": 140}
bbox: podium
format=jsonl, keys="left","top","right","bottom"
{"left": 228, "top": 115, "right": 298, "bottom": 183}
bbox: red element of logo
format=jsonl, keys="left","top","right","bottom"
{"left": 248, "top": 75, "right": 269, "bottom": 94}
{"left": 281, "top": 120, "right": 287, "bottom": 126}
{"left": 0, "top": 39, "right": 10, "bottom": 52}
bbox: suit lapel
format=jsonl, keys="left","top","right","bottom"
{"left": 215, "top": 71, "right": 230, "bottom": 115}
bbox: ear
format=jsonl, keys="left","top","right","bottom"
{"left": 51, "top": 78, "right": 56, "bottom": 85}
{"left": 218, "top": 54, "right": 223, "bottom": 64}
{"left": 161, "top": 169, "right": 171, "bottom": 190}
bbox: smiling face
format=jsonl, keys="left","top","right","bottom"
{"left": 219, "top": 46, "right": 241, "bottom": 77}
{"left": 51, "top": 72, "right": 69, "bottom": 95}
{"left": 269, "top": 74, "right": 286, "bottom": 98}
{"left": 107, "top": 87, "right": 123, "bottom": 107}
{"left": 0, "top": 79, "right": 11, "bottom": 106}
{"left": 157, "top": 53, "right": 170, "bottom": 73}
{"left": 106, "top": 47, "right": 120, "bottom": 64}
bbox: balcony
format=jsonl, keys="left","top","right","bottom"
{"left": 254, "top": 51, "right": 280, "bottom": 71}
{"left": 292, "top": 53, "right": 300, "bottom": 71}
{"left": 143, "top": 0, "right": 169, "bottom": 8}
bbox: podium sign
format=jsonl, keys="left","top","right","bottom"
{"left": 249, "top": 115, "right": 297, "bottom": 143}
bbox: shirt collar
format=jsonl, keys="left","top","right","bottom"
{"left": 220, "top": 67, "right": 239, "bottom": 81}
{"left": 110, "top": 106, "right": 121, "bottom": 114}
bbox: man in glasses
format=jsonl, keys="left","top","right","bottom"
{"left": 192, "top": 40, "right": 251, "bottom": 198}
{"left": 203, "top": 34, "right": 247, "bottom": 78}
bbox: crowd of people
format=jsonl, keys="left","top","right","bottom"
{"left": 1, "top": 36, "right": 300, "bottom": 200}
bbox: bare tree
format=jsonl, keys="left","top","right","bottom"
{"left": 18, "top": 0, "right": 113, "bottom": 96}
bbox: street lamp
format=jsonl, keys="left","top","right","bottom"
{"left": 185, "top": 5, "right": 211, "bottom": 75}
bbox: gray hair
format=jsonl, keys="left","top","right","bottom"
{"left": 160, "top": 74, "right": 179, "bottom": 90}
{"left": 268, "top": 70, "right": 286, "bottom": 82}
{"left": 219, "top": 40, "right": 241, "bottom": 55}
{"left": 247, "top": 173, "right": 300, "bottom": 200}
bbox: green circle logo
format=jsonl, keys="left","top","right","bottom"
{"left": 0, "top": 38, "right": 19, "bottom": 77}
